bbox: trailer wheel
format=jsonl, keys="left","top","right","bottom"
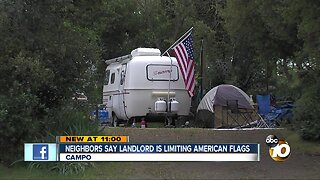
{"left": 112, "top": 114, "right": 118, "bottom": 127}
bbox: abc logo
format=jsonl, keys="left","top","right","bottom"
{"left": 266, "top": 135, "right": 291, "bottom": 161}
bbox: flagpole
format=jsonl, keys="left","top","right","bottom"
{"left": 166, "top": 52, "right": 173, "bottom": 112}
{"left": 165, "top": 52, "right": 174, "bottom": 126}
{"left": 200, "top": 38, "right": 204, "bottom": 99}
{"left": 161, "top": 27, "right": 193, "bottom": 56}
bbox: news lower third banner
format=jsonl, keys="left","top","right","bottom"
{"left": 24, "top": 136, "right": 260, "bottom": 162}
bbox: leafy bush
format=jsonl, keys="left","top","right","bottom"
{"left": 0, "top": 93, "right": 42, "bottom": 165}
{"left": 294, "top": 76, "right": 320, "bottom": 141}
{"left": 45, "top": 102, "right": 102, "bottom": 137}
{"left": 8, "top": 101, "right": 102, "bottom": 174}
{"left": 38, "top": 102, "right": 102, "bottom": 174}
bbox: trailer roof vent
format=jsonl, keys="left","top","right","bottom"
{"left": 131, "top": 48, "right": 161, "bottom": 57}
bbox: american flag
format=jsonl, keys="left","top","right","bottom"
{"left": 172, "top": 32, "right": 195, "bottom": 97}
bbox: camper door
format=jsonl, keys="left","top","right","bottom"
{"left": 118, "top": 64, "right": 127, "bottom": 119}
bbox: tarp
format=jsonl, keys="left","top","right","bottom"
{"left": 197, "top": 84, "right": 254, "bottom": 112}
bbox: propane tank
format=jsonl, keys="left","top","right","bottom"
{"left": 155, "top": 97, "right": 166, "bottom": 112}
{"left": 131, "top": 118, "right": 136, "bottom": 128}
{"left": 170, "top": 98, "right": 179, "bottom": 112}
{"left": 141, "top": 118, "right": 146, "bottom": 128}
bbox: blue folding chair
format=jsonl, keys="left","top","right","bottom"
{"left": 257, "top": 95, "right": 278, "bottom": 127}
{"left": 257, "top": 95, "right": 270, "bottom": 118}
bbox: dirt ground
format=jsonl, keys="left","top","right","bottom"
{"left": 98, "top": 127, "right": 320, "bottom": 179}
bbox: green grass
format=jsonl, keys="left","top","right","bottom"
{"left": 0, "top": 162, "right": 136, "bottom": 180}
{"left": 82, "top": 162, "right": 134, "bottom": 179}
{"left": 0, "top": 163, "right": 82, "bottom": 179}
{"left": 281, "top": 129, "right": 320, "bottom": 155}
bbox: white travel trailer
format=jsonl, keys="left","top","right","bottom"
{"left": 103, "top": 48, "right": 191, "bottom": 126}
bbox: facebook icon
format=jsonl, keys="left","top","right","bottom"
{"left": 33, "top": 144, "right": 49, "bottom": 160}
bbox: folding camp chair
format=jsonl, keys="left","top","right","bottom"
{"left": 256, "top": 95, "right": 271, "bottom": 128}
{"left": 256, "top": 113, "right": 270, "bottom": 128}
{"left": 257, "top": 95, "right": 270, "bottom": 117}
{"left": 225, "top": 100, "right": 254, "bottom": 128}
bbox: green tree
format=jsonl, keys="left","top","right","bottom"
{"left": 0, "top": 0, "right": 101, "bottom": 164}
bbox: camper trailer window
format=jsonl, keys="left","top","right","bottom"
{"left": 120, "top": 70, "right": 125, "bottom": 85}
{"left": 111, "top": 73, "right": 115, "bottom": 84}
{"left": 104, "top": 70, "right": 110, "bottom": 85}
{"left": 146, "top": 64, "right": 179, "bottom": 81}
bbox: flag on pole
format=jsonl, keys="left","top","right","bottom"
{"left": 172, "top": 32, "right": 195, "bottom": 97}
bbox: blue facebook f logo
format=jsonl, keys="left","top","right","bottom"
{"left": 33, "top": 144, "right": 49, "bottom": 160}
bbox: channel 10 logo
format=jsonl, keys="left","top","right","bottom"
{"left": 266, "top": 135, "right": 291, "bottom": 161}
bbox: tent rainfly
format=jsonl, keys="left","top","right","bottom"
{"left": 197, "top": 84, "right": 257, "bottom": 128}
